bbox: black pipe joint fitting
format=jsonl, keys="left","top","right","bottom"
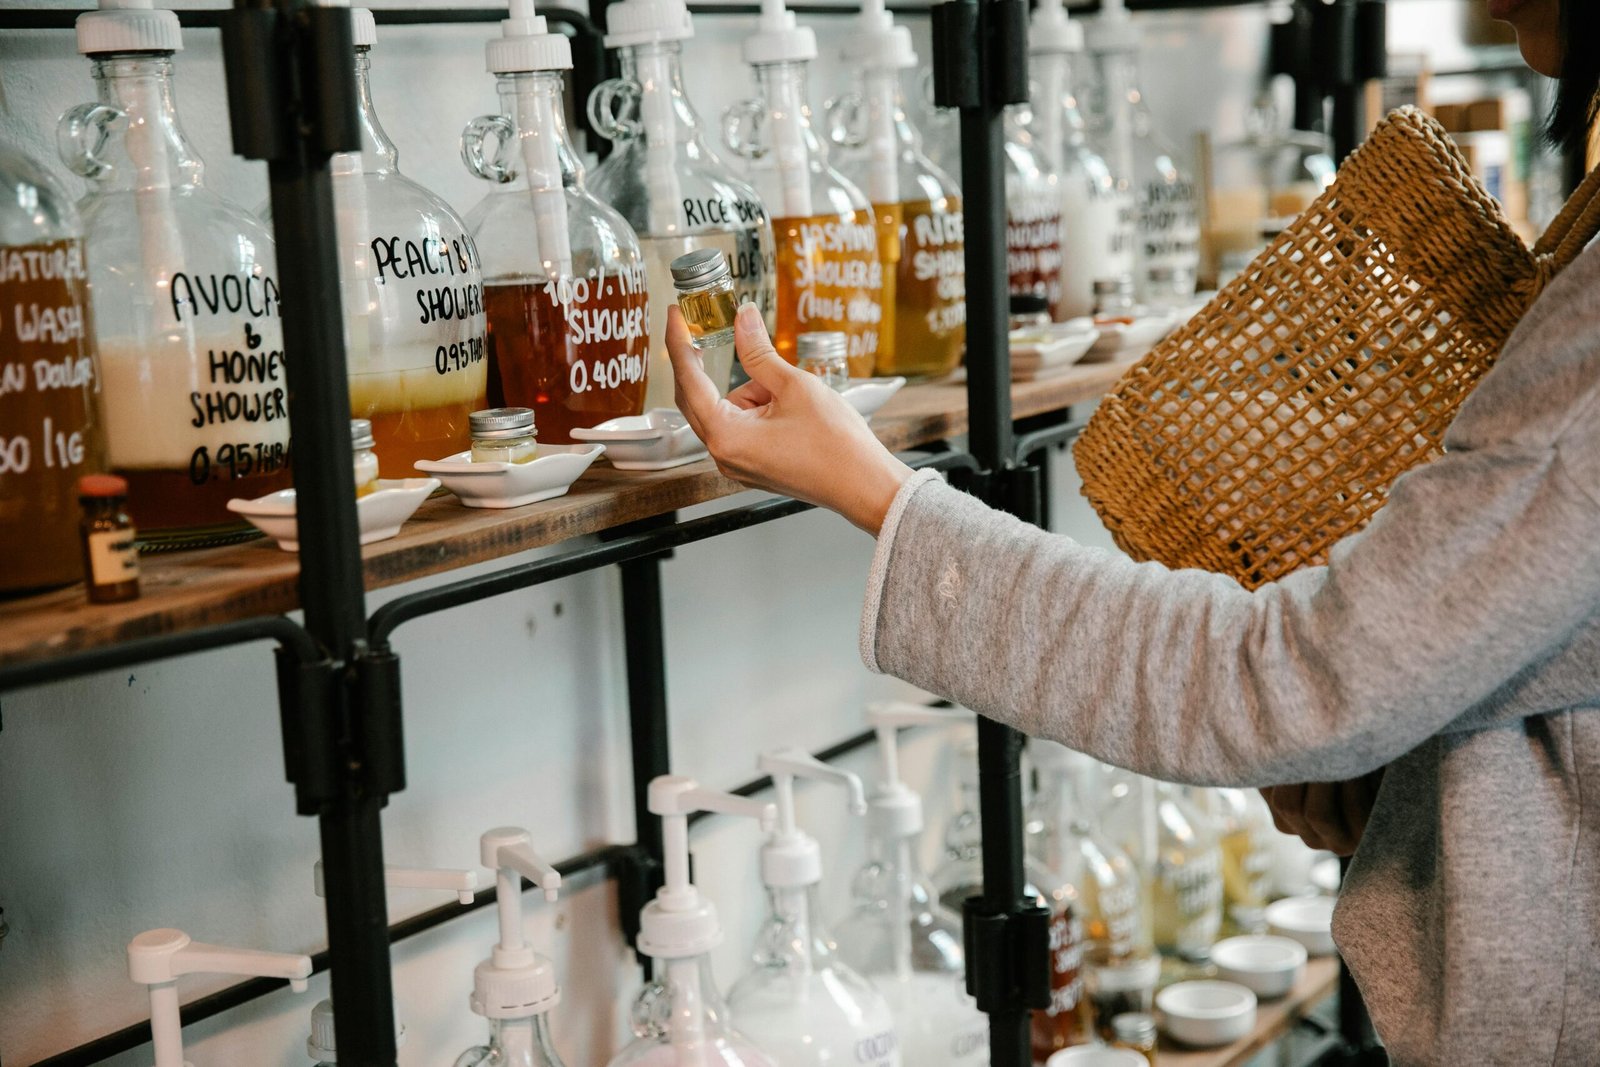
{"left": 274, "top": 645, "right": 406, "bottom": 813}
{"left": 931, "top": 0, "right": 1030, "bottom": 111}
{"left": 221, "top": 3, "right": 361, "bottom": 163}
{"left": 963, "top": 897, "right": 1054, "bottom": 1014}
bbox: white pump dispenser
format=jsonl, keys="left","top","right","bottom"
{"left": 727, "top": 749, "right": 901, "bottom": 1066}
{"left": 834, "top": 703, "right": 990, "bottom": 1066}
{"left": 454, "top": 827, "right": 569, "bottom": 1067}
{"left": 128, "top": 928, "right": 312, "bottom": 1067}
{"left": 608, "top": 776, "right": 779, "bottom": 1067}
{"left": 307, "top": 861, "right": 482, "bottom": 1063}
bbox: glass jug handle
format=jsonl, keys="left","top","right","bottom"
{"left": 460, "top": 113, "right": 517, "bottom": 184}
{"left": 823, "top": 92, "right": 865, "bottom": 150}
{"left": 586, "top": 77, "right": 641, "bottom": 144}
{"left": 629, "top": 979, "right": 671, "bottom": 1040}
{"left": 721, "top": 97, "right": 767, "bottom": 162}
{"left": 57, "top": 103, "right": 125, "bottom": 180}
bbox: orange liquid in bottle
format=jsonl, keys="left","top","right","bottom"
{"left": 772, "top": 209, "right": 884, "bottom": 377}
{"left": 484, "top": 269, "right": 650, "bottom": 443}
{"left": 875, "top": 197, "right": 966, "bottom": 379}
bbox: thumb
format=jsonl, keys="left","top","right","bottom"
{"left": 733, "top": 303, "right": 801, "bottom": 393}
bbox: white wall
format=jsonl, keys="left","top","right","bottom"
{"left": 0, "top": 2, "right": 1268, "bottom": 1063}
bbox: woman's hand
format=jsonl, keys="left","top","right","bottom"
{"left": 666, "top": 303, "right": 914, "bottom": 535}
{"left": 1260, "top": 769, "right": 1385, "bottom": 857}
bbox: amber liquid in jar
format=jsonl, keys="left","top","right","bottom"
{"left": 679, "top": 283, "right": 739, "bottom": 351}
{"left": 351, "top": 357, "right": 489, "bottom": 476}
{"left": 772, "top": 208, "right": 884, "bottom": 377}
{"left": 484, "top": 270, "right": 650, "bottom": 443}
{"left": 876, "top": 197, "right": 966, "bottom": 379}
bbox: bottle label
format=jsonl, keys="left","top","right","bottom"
{"left": 1157, "top": 850, "right": 1222, "bottom": 957}
{"left": 1098, "top": 880, "right": 1140, "bottom": 959}
{"left": 87, "top": 527, "right": 140, "bottom": 585}
{"left": 853, "top": 1029, "right": 898, "bottom": 1066}
{"left": 484, "top": 262, "right": 651, "bottom": 443}
{"left": 1007, "top": 186, "right": 1063, "bottom": 312}
{"left": 774, "top": 209, "right": 884, "bottom": 377}
{"left": 0, "top": 237, "right": 103, "bottom": 587}
{"left": 1140, "top": 177, "right": 1200, "bottom": 283}
{"left": 354, "top": 223, "right": 489, "bottom": 473}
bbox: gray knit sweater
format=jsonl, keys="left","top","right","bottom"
{"left": 860, "top": 242, "right": 1600, "bottom": 1065}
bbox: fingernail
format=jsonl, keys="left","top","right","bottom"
{"left": 736, "top": 302, "right": 762, "bottom": 329}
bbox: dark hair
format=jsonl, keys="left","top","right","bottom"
{"left": 1548, "top": 0, "right": 1600, "bottom": 153}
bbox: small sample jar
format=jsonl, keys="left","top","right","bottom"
{"left": 352, "top": 420, "right": 381, "bottom": 497}
{"left": 1009, "top": 293, "right": 1053, "bottom": 332}
{"left": 1110, "top": 1013, "right": 1158, "bottom": 1065}
{"left": 671, "top": 248, "right": 739, "bottom": 351}
{"left": 470, "top": 407, "right": 539, "bottom": 465}
{"left": 1093, "top": 277, "right": 1138, "bottom": 320}
{"left": 78, "top": 474, "right": 140, "bottom": 604}
{"left": 796, "top": 332, "right": 850, "bottom": 390}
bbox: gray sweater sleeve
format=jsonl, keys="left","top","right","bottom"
{"left": 860, "top": 441, "right": 1600, "bottom": 786}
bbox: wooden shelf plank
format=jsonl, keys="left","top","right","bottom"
{"left": 0, "top": 360, "right": 1129, "bottom": 672}
{"left": 1157, "top": 956, "right": 1341, "bottom": 1067}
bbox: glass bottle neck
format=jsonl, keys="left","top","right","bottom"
{"left": 89, "top": 53, "right": 203, "bottom": 192}
{"left": 753, "top": 60, "right": 829, "bottom": 160}
{"left": 619, "top": 42, "right": 704, "bottom": 141}
{"left": 663, "top": 954, "right": 736, "bottom": 1047}
{"left": 340, "top": 48, "right": 399, "bottom": 175}
{"left": 497, "top": 71, "right": 585, "bottom": 188}
{"left": 757, "top": 883, "right": 837, "bottom": 973}
{"left": 489, "top": 1015, "right": 562, "bottom": 1067}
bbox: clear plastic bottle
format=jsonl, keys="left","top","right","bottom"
{"left": 610, "top": 778, "right": 778, "bottom": 1067}
{"left": 934, "top": 740, "right": 1092, "bottom": 1062}
{"left": 826, "top": 0, "right": 965, "bottom": 379}
{"left": 60, "top": 0, "right": 290, "bottom": 546}
{"left": 727, "top": 750, "right": 900, "bottom": 1067}
{"left": 1084, "top": 0, "right": 1200, "bottom": 305}
{"left": 1027, "top": 0, "right": 1134, "bottom": 321}
{"left": 835, "top": 705, "right": 989, "bottom": 1067}
{"left": 724, "top": 0, "right": 883, "bottom": 376}
{"left": 1, "top": 134, "right": 106, "bottom": 594}
{"left": 588, "top": 0, "right": 776, "bottom": 408}
{"left": 1001, "top": 111, "right": 1065, "bottom": 318}
{"left": 1208, "top": 787, "right": 1276, "bottom": 936}
{"left": 326, "top": 7, "right": 488, "bottom": 475}
{"left": 463, "top": 0, "right": 650, "bottom": 443}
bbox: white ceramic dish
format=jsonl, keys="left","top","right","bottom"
{"left": 1045, "top": 1047, "right": 1147, "bottom": 1067}
{"left": 1266, "top": 896, "right": 1338, "bottom": 956}
{"left": 1212, "top": 934, "right": 1308, "bottom": 999}
{"left": 838, "top": 376, "right": 907, "bottom": 418}
{"left": 226, "top": 478, "right": 439, "bottom": 552}
{"left": 1078, "top": 310, "right": 1179, "bottom": 363}
{"left": 1157, "top": 980, "right": 1258, "bottom": 1048}
{"left": 570, "top": 408, "right": 707, "bottom": 471}
{"left": 414, "top": 445, "right": 606, "bottom": 509}
{"left": 1010, "top": 327, "right": 1101, "bottom": 380}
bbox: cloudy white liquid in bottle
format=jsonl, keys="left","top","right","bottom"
{"left": 588, "top": 0, "right": 776, "bottom": 408}
{"left": 62, "top": 0, "right": 289, "bottom": 546}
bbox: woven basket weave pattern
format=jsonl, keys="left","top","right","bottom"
{"left": 1075, "top": 108, "right": 1591, "bottom": 588}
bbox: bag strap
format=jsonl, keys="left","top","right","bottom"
{"left": 1534, "top": 165, "right": 1600, "bottom": 273}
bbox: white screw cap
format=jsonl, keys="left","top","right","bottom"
{"left": 742, "top": 0, "right": 816, "bottom": 65}
{"left": 1030, "top": 0, "right": 1084, "bottom": 55}
{"left": 487, "top": 0, "right": 573, "bottom": 74}
{"left": 603, "top": 0, "right": 694, "bottom": 48}
{"left": 77, "top": 0, "right": 182, "bottom": 56}
{"left": 840, "top": 0, "right": 916, "bottom": 71}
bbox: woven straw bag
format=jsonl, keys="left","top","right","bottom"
{"left": 1075, "top": 107, "right": 1600, "bottom": 589}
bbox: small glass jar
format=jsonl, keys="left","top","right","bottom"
{"left": 1010, "top": 293, "right": 1053, "bottom": 332}
{"left": 1093, "top": 277, "right": 1137, "bottom": 320}
{"left": 352, "top": 419, "right": 381, "bottom": 497}
{"left": 796, "top": 332, "right": 850, "bottom": 390}
{"left": 671, "top": 248, "right": 740, "bottom": 356}
{"left": 78, "top": 474, "right": 140, "bottom": 604}
{"left": 470, "top": 407, "right": 539, "bottom": 465}
{"left": 1111, "top": 1012, "right": 1158, "bottom": 1065}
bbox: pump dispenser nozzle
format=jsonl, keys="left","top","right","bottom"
{"left": 130, "top": 929, "right": 312, "bottom": 1067}
{"left": 640, "top": 776, "right": 776, "bottom": 959}
{"left": 469, "top": 827, "right": 563, "bottom": 1022}
{"left": 865, "top": 701, "right": 974, "bottom": 840}
{"left": 757, "top": 748, "right": 865, "bottom": 888}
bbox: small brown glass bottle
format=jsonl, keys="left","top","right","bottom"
{"left": 78, "top": 474, "right": 141, "bottom": 603}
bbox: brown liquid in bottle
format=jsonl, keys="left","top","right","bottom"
{"left": 362, "top": 397, "right": 488, "bottom": 474}
{"left": 772, "top": 209, "right": 884, "bottom": 377}
{"left": 1, "top": 237, "right": 106, "bottom": 594}
{"left": 875, "top": 198, "right": 966, "bottom": 380}
{"left": 1008, "top": 190, "right": 1064, "bottom": 315}
{"left": 484, "top": 268, "right": 650, "bottom": 443}
{"left": 118, "top": 452, "right": 293, "bottom": 544}
{"left": 1032, "top": 899, "right": 1093, "bottom": 1063}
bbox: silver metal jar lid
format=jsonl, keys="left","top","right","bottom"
{"left": 669, "top": 248, "right": 731, "bottom": 290}
{"left": 350, "top": 418, "right": 375, "bottom": 451}
{"left": 470, "top": 406, "right": 537, "bottom": 439}
{"left": 1111, "top": 1012, "right": 1157, "bottom": 1042}
{"left": 795, "top": 331, "right": 849, "bottom": 361}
